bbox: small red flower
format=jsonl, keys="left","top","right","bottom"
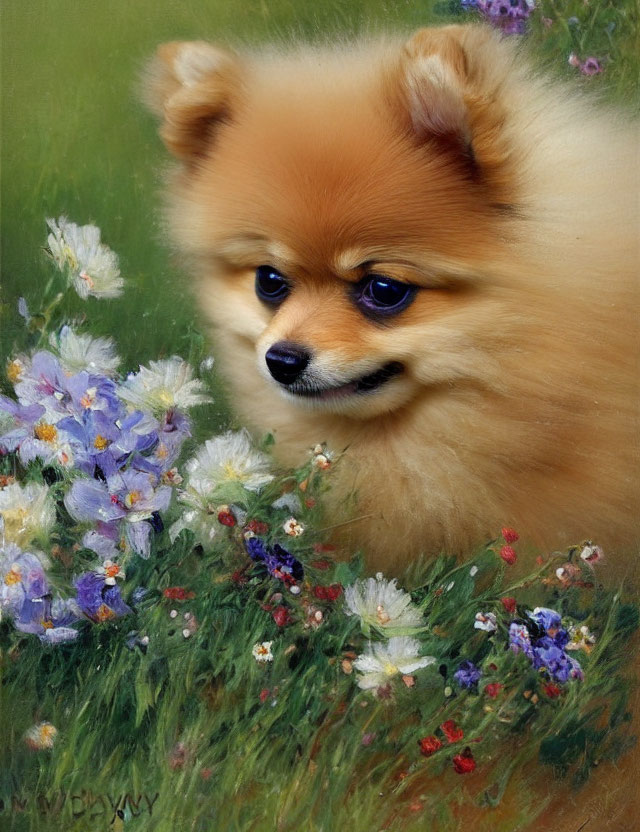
{"left": 501, "top": 597, "right": 517, "bottom": 614}
{"left": 313, "top": 585, "right": 328, "bottom": 601}
{"left": 304, "top": 497, "right": 316, "bottom": 508}
{"left": 163, "top": 587, "right": 195, "bottom": 600}
{"left": 231, "top": 569, "right": 248, "bottom": 585}
{"left": 217, "top": 507, "right": 236, "bottom": 527}
{"left": 259, "top": 688, "right": 270, "bottom": 703}
{"left": 272, "top": 606, "right": 290, "bottom": 627}
{"left": 501, "top": 527, "right": 519, "bottom": 544}
{"left": 246, "top": 519, "right": 269, "bottom": 535}
{"left": 499, "top": 545, "right": 517, "bottom": 565}
{"left": 543, "top": 683, "right": 562, "bottom": 699}
{"left": 452, "top": 747, "right": 476, "bottom": 774}
{"left": 310, "top": 558, "right": 331, "bottom": 570}
{"left": 485, "top": 683, "right": 503, "bottom": 698}
{"left": 326, "top": 583, "right": 343, "bottom": 601}
{"left": 418, "top": 735, "right": 443, "bottom": 756}
{"left": 440, "top": 720, "right": 464, "bottom": 744}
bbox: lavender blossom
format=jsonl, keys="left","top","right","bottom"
{"left": 245, "top": 536, "right": 304, "bottom": 584}
{"left": 15, "top": 596, "right": 80, "bottom": 644}
{"left": 454, "top": 660, "right": 482, "bottom": 689}
{"left": 74, "top": 572, "right": 131, "bottom": 621}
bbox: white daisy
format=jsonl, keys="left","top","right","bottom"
{"left": 474, "top": 612, "right": 497, "bottom": 633}
{"left": 46, "top": 216, "right": 123, "bottom": 299}
{"left": 119, "top": 356, "right": 211, "bottom": 415}
{"left": 0, "top": 482, "right": 56, "bottom": 548}
{"left": 283, "top": 517, "right": 305, "bottom": 537}
{"left": 185, "top": 430, "right": 273, "bottom": 494}
{"left": 96, "top": 560, "right": 125, "bottom": 586}
{"left": 353, "top": 638, "right": 435, "bottom": 690}
{"left": 344, "top": 573, "right": 424, "bottom": 634}
{"left": 24, "top": 722, "right": 58, "bottom": 750}
{"left": 49, "top": 325, "right": 120, "bottom": 377}
{"left": 566, "top": 624, "right": 596, "bottom": 653}
{"left": 252, "top": 641, "right": 274, "bottom": 663}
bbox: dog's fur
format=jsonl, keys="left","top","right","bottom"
{"left": 144, "top": 25, "right": 639, "bottom": 570}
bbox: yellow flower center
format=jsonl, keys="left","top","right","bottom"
{"left": 156, "top": 443, "right": 168, "bottom": 459}
{"left": 105, "top": 564, "right": 120, "bottom": 578}
{"left": 382, "top": 662, "right": 398, "bottom": 677}
{"left": 156, "top": 389, "right": 174, "bottom": 408}
{"left": 35, "top": 423, "right": 57, "bottom": 442}
{"left": 94, "top": 434, "right": 109, "bottom": 450}
{"left": 39, "top": 724, "right": 57, "bottom": 744}
{"left": 5, "top": 566, "right": 22, "bottom": 585}
{"left": 63, "top": 245, "right": 78, "bottom": 270}
{"left": 41, "top": 619, "right": 54, "bottom": 630}
{"left": 256, "top": 646, "right": 269, "bottom": 656}
{"left": 95, "top": 604, "right": 115, "bottom": 622}
{"left": 125, "top": 490, "right": 141, "bottom": 508}
{"left": 7, "top": 360, "right": 23, "bottom": 383}
{"left": 222, "top": 461, "right": 243, "bottom": 481}
{"left": 80, "top": 387, "right": 97, "bottom": 408}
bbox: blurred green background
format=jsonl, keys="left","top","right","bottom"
{"left": 1, "top": 0, "right": 637, "bottom": 438}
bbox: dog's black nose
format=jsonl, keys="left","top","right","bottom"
{"left": 265, "top": 341, "right": 310, "bottom": 385}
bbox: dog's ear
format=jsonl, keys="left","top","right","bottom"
{"left": 142, "top": 41, "right": 242, "bottom": 162}
{"left": 395, "top": 26, "right": 512, "bottom": 189}
{"left": 401, "top": 27, "right": 471, "bottom": 144}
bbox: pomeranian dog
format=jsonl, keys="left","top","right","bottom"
{"left": 144, "top": 24, "right": 639, "bottom": 570}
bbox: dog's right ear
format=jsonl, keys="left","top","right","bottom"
{"left": 142, "top": 41, "right": 242, "bottom": 162}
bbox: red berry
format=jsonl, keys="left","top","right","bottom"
{"left": 313, "top": 585, "right": 328, "bottom": 601}
{"left": 272, "top": 606, "right": 290, "bottom": 627}
{"left": 259, "top": 688, "right": 270, "bottom": 703}
{"left": 440, "top": 720, "right": 464, "bottom": 744}
{"left": 217, "top": 509, "right": 236, "bottom": 527}
{"left": 485, "top": 683, "right": 503, "bottom": 698}
{"left": 326, "top": 583, "right": 343, "bottom": 601}
{"left": 501, "top": 527, "right": 519, "bottom": 544}
{"left": 543, "top": 683, "right": 562, "bottom": 699}
{"left": 501, "top": 596, "right": 517, "bottom": 614}
{"left": 418, "top": 735, "right": 443, "bottom": 756}
{"left": 452, "top": 748, "right": 476, "bottom": 774}
{"left": 499, "top": 545, "right": 517, "bottom": 565}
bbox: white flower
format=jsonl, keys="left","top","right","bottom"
{"left": 353, "top": 637, "right": 435, "bottom": 690}
{"left": 567, "top": 624, "right": 596, "bottom": 653}
{"left": 469, "top": 566, "right": 478, "bottom": 577}
{"left": 311, "top": 444, "right": 332, "bottom": 470}
{"left": 252, "top": 641, "right": 274, "bottom": 663}
{"left": 344, "top": 573, "right": 424, "bottom": 634}
{"left": 580, "top": 543, "right": 604, "bottom": 566}
{"left": 186, "top": 430, "right": 273, "bottom": 494}
{"left": 283, "top": 517, "right": 304, "bottom": 537}
{"left": 24, "top": 722, "right": 58, "bottom": 750}
{"left": 0, "top": 482, "right": 56, "bottom": 548}
{"left": 96, "top": 560, "right": 125, "bottom": 586}
{"left": 119, "top": 356, "right": 211, "bottom": 415}
{"left": 474, "top": 612, "right": 497, "bottom": 633}
{"left": 46, "top": 216, "right": 123, "bottom": 299}
{"left": 49, "top": 325, "right": 120, "bottom": 376}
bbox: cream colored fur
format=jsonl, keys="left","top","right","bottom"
{"left": 145, "top": 25, "right": 639, "bottom": 571}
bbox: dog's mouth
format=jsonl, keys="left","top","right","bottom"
{"left": 285, "top": 361, "right": 405, "bottom": 400}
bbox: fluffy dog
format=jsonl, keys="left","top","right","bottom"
{"left": 144, "top": 25, "right": 639, "bottom": 570}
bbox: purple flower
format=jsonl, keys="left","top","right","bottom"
{"left": 74, "top": 572, "right": 131, "bottom": 622}
{"left": 245, "top": 537, "right": 304, "bottom": 583}
{"left": 527, "top": 607, "right": 569, "bottom": 647}
{"left": 14, "top": 352, "right": 71, "bottom": 416}
{"left": 509, "top": 622, "right": 535, "bottom": 658}
{"left": 476, "top": 0, "right": 535, "bottom": 35}
{"left": 65, "top": 371, "right": 121, "bottom": 420}
{"left": 15, "top": 596, "right": 80, "bottom": 644}
{"left": 0, "top": 547, "right": 49, "bottom": 618}
{"left": 0, "top": 396, "right": 45, "bottom": 454}
{"left": 531, "top": 637, "right": 583, "bottom": 683}
{"left": 65, "top": 470, "right": 171, "bottom": 558}
{"left": 454, "top": 660, "right": 482, "bottom": 689}
{"left": 581, "top": 58, "right": 603, "bottom": 76}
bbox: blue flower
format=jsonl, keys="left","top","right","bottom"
{"left": 0, "top": 547, "right": 50, "bottom": 618}
{"left": 74, "top": 572, "right": 131, "bottom": 622}
{"left": 15, "top": 596, "right": 80, "bottom": 644}
{"left": 454, "top": 660, "right": 482, "bottom": 689}
{"left": 245, "top": 537, "right": 304, "bottom": 584}
{"left": 531, "top": 637, "right": 583, "bottom": 683}
{"left": 65, "top": 470, "right": 171, "bottom": 558}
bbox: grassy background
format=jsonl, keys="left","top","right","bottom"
{"left": 2, "top": 0, "right": 638, "bottom": 439}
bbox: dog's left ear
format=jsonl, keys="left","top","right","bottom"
{"left": 394, "top": 26, "right": 512, "bottom": 188}
{"left": 400, "top": 27, "right": 470, "bottom": 144}
{"left": 142, "top": 40, "right": 243, "bottom": 162}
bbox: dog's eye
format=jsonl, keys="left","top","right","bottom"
{"left": 255, "top": 266, "right": 290, "bottom": 304}
{"left": 357, "top": 276, "right": 416, "bottom": 316}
